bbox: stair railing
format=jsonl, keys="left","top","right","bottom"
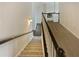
{"left": 42, "top": 12, "right": 65, "bottom": 57}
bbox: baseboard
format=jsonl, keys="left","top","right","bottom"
{"left": 15, "top": 38, "right": 32, "bottom": 57}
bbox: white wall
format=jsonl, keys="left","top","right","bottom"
{"left": 0, "top": 2, "right": 32, "bottom": 40}
{"left": 60, "top": 2, "right": 79, "bottom": 39}
{"left": 0, "top": 2, "right": 33, "bottom": 57}
{"left": 32, "top": 2, "right": 44, "bottom": 30}
{"left": 44, "top": 2, "right": 54, "bottom": 12}
{"left": 44, "top": 2, "right": 59, "bottom": 13}
{"left": 44, "top": 2, "right": 59, "bottom": 22}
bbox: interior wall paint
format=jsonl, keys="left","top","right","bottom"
{"left": 60, "top": 2, "right": 79, "bottom": 39}
{"left": 32, "top": 2, "right": 44, "bottom": 30}
{"left": 44, "top": 2, "right": 59, "bottom": 13}
{"left": 44, "top": 2, "right": 59, "bottom": 22}
{"left": 45, "top": 2, "right": 54, "bottom": 12}
{"left": 0, "top": 2, "right": 32, "bottom": 40}
{"left": 0, "top": 23, "right": 33, "bottom": 57}
{"left": 0, "top": 2, "right": 32, "bottom": 56}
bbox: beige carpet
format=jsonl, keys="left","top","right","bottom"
{"left": 18, "top": 38, "right": 43, "bottom": 57}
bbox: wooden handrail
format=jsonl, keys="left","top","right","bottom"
{"left": 42, "top": 12, "right": 65, "bottom": 57}
{"left": 0, "top": 30, "right": 33, "bottom": 45}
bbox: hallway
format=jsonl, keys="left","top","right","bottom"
{"left": 18, "top": 37, "right": 43, "bottom": 57}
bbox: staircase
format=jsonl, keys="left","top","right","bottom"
{"left": 18, "top": 37, "right": 43, "bottom": 57}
